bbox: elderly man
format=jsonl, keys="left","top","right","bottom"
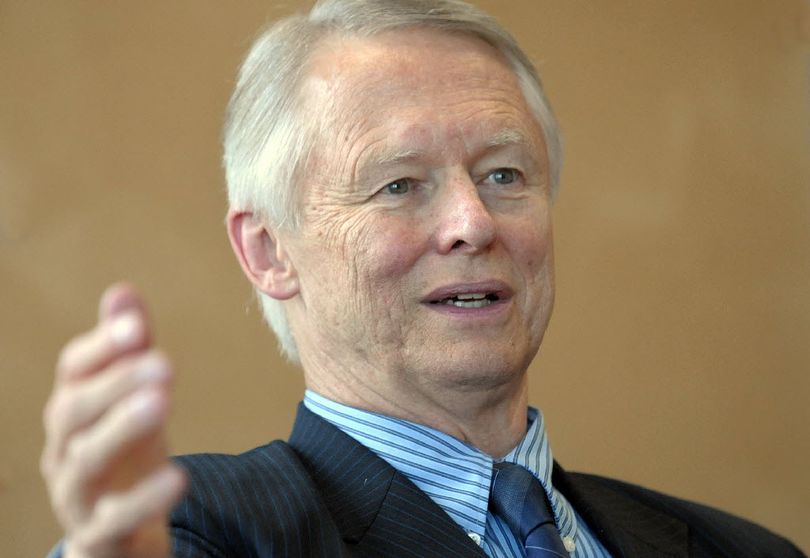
{"left": 41, "top": 1, "right": 804, "bottom": 557}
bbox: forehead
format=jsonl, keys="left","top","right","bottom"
{"left": 305, "top": 27, "right": 516, "bottom": 91}
{"left": 298, "top": 28, "right": 542, "bottom": 163}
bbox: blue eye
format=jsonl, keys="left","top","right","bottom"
{"left": 383, "top": 179, "right": 410, "bottom": 194}
{"left": 489, "top": 168, "right": 518, "bottom": 185}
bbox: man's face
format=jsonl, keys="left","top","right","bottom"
{"left": 283, "top": 29, "right": 555, "bottom": 404}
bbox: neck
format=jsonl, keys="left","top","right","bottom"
{"left": 304, "top": 360, "right": 530, "bottom": 458}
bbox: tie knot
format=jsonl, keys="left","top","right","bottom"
{"left": 490, "top": 463, "right": 554, "bottom": 535}
{"left": 490, "top": 462, "right": 569, "bottom": 557}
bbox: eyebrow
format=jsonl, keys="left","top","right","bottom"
{"left": 485, "top": 128, "right": 533, "bottom": 148}
{"left": 371, "top": 148, "right": 425, "bottom": 167}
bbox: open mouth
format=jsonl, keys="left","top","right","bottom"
{"left": 430, "top": 292, "right": 500, "bottom": 308}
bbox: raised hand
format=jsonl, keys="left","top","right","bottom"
{"left": 41, "top": 284, "right": 186, "bottom": 558}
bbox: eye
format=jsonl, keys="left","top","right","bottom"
{"left": 489, "top": 168, "right": 519, "bottom": 185}
{"left": 382, "top": 178, "right": 411, "bottom": 195}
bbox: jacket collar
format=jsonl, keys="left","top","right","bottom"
{"left": 552, "top": 462, "right": 689, "bottom": 558}
{"left": 288, "top": 403, "right": 488, "bottom": 557}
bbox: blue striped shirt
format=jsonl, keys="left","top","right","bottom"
{"left": 305, "top": 390, "right": 612, "bottom": 558}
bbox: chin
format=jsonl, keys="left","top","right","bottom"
{"left": 409, "top": 346, "right": 531, "bottom": 391}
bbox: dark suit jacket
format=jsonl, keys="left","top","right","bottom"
{"left": 171, "top": 404, "right": 805, "bottom": 557}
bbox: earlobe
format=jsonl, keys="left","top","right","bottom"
{"left": 226, "top": 211, "right": 299, "bottom": 300}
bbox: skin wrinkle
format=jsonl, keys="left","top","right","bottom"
{"left": 354, "top": 101, "right": 529, "bottom": 173}
{"left": 308, "top": 36, "right": 532, "bottom": 197}
{"left": 280, "top": 29, "right": 554, "bottom": 458}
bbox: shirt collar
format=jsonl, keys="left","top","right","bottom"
{"left": 303, "top": 389, "right": 578, "bottom": 541}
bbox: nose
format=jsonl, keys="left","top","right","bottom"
{"left": 432, "top": 175, "right": 497, "bottom": 254}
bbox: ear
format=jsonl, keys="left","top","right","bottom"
{"left": 226, "top": 210, "right": 299, "bottom": 300}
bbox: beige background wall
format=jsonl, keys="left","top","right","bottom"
{"left": 1, "top": 1, "right": 808, "bottom": 554}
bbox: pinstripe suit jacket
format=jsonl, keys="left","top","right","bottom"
{"left": 170, "top": 404, "right": 805, "bottom": 557}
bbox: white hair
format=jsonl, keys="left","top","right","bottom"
{"left": 223, "top": 0, "right": 563, "bottom": 362}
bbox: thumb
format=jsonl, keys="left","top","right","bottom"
{"left": 98, "top": 282, "right": 153, "bottom": 347}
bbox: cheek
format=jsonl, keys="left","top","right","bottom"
{"left": 360, "top": 216, "right": 427, "bottom": 305}
{"left": 509, "top": 217, "right": 553, "bottom": 275}
{"left": 301, "top": 210, "right": 426, "bottom": 305}
{"left": 507, "top": 216, "right": 555, "bottom": 335}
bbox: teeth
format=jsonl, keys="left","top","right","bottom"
{"left": 443, "top": 298, "right": 492, "bottom": 308}
{"left": 456, "top": 293, "right": 487, "bottom": 300}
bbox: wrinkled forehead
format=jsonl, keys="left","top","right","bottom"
{"left": 295, "top": 28, "right": 543, "bottom": 174}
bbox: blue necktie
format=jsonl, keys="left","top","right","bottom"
{"left": 489, "top": 462, "right": 570, "bottom": 558}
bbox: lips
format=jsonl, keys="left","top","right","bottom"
{"left": 422, "top": 281, "right": 513, "bottom": 308}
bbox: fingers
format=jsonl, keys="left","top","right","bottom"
{"left": 46, "top": 284, "right": 156, "bottom": 471}
{"left": 50, "top": 386, "right": 171, "bottom": 528}
{"left": 55, "top": 311, "right": 147, "bottom": 383}
{"left": 66, "top": 464, "right": 186, "bottom": 558}
{"left": 43, "top": 351, "right": 171, "bottom": 472}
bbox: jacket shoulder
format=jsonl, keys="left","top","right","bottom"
{"left": 169, "top": 441, "right": 342, "bottom": 557}
{"left": 566, "top": 471, "right": 805, "bottom": 558}
{"left": 173, "top": 440, "right": 301, "bottom": 493}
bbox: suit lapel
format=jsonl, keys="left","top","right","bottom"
{"left": 552, "top": 463, "right": 689, "bottom": 558}
{"left": 362, "top": 469, "right": 490, "bottom": 557}
{"left": 289, "top": 404, "right": 487, "bottom": 557}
